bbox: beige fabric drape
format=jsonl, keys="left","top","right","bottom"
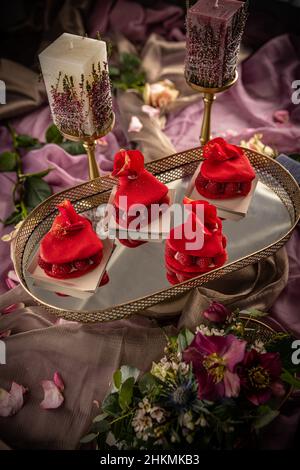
{"left": 0, "top": 34, "right": 288, "bottom": 449}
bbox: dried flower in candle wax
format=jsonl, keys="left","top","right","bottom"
{"left": 185, "top": 1, "right": 248, "bottom": 88}
{"left": 51, "top": 62, "right": 113, "bottom": 138}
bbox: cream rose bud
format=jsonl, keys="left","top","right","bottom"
{"left": 143, "top": 79, "right": 179, "bottom": 109}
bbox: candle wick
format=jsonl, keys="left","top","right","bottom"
{"left": 214, "top": 0, "right": 219, "bottom": 7}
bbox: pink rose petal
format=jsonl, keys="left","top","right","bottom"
{"left": 273, "top": 110, "right": 289, "bottom": 124}
{"left": 5, "top": 278, "right": 17, "bottom": 290}
{"left": 142, "top": 105, "right": 160, "bottom": 119}
{"left": 53, "top": 372, "right": 65, "bottom": 392}
{"left": 40, "top": 380, "right": 64, "bottom": 410}
{"left": 7, "top": 270, "right": 20, "bottom": 283}
{"left": 0, "top": 382, "right": 27, "bottom": 417}
{"left": 0, "top": 330, "right": 11, "bottom": 339}
{"left": 93, "top": 400, "right": 100, "bottom": 409}
{"left": 128, "top": 116, "right": 143, "bottom": 133}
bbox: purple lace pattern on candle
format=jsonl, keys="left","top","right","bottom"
{"left": 185, "top": 2, "right": 248, "bottom": 88}
{"left": 50, "top": 62, "right": 113, "bottom": 138}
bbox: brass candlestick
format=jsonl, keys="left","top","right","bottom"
{"left": 60, "top": 112, "right": 115, "bottom": 180}
{"left": 186, "top": 72, "right": 238, "bottom": 146}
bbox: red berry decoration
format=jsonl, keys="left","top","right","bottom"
{"left": 52, "top": 263, "right": 72, "bottom": 276}
{"left": 196, "top": 257, "right": 211, "bottom": 270}
{"left": 90, "top": 251, "right": 103, "bottom": 265}
{"left": 206, "top": 181, "right": 220, "bottom": 195}
{"left": 73, "top": 259, "right": 90, "bottom": 271}
{"left": 38, "top": 255, "right": 51, "bottom": 271}
{"left": 165, "top": 244, "right": 176, "bottom": 258}
{"left": 196, "top": 173, "right": 208, "bottom": 189}
{"left": 224, "top": 182, "right": 240, "bottom": 196}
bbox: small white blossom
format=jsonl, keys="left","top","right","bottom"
{"left": 251, "top": 339, "right": 266, "bottom": 354}
{"left": 196, "top": 325, "right": 225, "bottom": 336}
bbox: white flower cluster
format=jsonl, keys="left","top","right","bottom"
{"left": 250, "top": 339, "right": 266, "bottom": 354}
{"left": 195, "top": 325, "right": 225, "bottom": 337}
{"left": 132, "top": 398, "right": 165, "bottom": 442}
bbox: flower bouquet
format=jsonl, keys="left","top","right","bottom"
{"left": 81, "top": 304, "right": 300, "bottom": 450}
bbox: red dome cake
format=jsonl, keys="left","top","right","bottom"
{"left": 38, "top": 199, "right": 103, "bottom": 279}
{"left": 112, "top": 149, "right": 169, "bottom": 247}
{"left": 165, "top": 198, "right": 227, "bottom": 285}
{"left": 195, "top": 138, "right": 255, "bottom": 199}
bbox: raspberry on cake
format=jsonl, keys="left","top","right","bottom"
{"left": 38, "top": 200, "right": 103, "bottom": 279}
{"left": 165, "top": 198, "right": 227, "bottom": 285}
{"left": 112, "top": 149, "right": 169, "bottom": 248}
{"left": 195, "top": 137, "right": 255, "bottom": 199}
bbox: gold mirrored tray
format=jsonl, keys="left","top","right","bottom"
{"left": 13, "top": 147, "right": 300, "bottom": 322}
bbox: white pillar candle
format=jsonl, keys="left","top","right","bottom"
{"left": 39, "top": 33, "right": 113, "bottom": 138}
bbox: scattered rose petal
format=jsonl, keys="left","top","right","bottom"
{"left": 273, "top": 110, "right": 289, "bottom": 124}
{"left": 5, "top": 278, "right": 17, "bottom": 290}
{"left": 2, "top": 303, "right": 25, "bottom": 314}
{"left": 40, "top": 380, "right": 64, "bottom": 410}
{"left": 93, "top": 400, "right": 100, "bottom": 409}
{"left": 0, "top": 330, "right": 11, "bottom": 339}
{"left": 128, "top": 116, "right": 143, "bottom": 133}
{"left": 0, "top": 382, "right": 27, "bottom": 417}
{"left": 142, "top": 105, "right": 160, "bottom": 119}
{"left": 7, "top": 270, "right": 20, "bottom": 283}
{"left": 53, "top": 372, "right": 65, "bottom": 392}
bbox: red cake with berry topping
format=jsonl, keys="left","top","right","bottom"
{"left": 112, "top": 149, "right": 169, "bottom": 247}
{"left": 195, "top": 138, "right": 255, "bottom": 199}
{"left": 38, "top": 200, "right": 103, "bottom": 279}
{"left": 165, "top": 198, "right": 227, "bottom": 285}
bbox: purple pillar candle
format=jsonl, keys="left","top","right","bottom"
{"left": 185, "top": 0, "right": 248, "bottom": 88}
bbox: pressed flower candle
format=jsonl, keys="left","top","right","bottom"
{"left": 39, "top": 33, "right": 113, "bottom": 138}
{"left": 185, "top": 0, "right": 248, "bottom": 88}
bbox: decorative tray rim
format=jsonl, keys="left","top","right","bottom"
{"left": 13, "top": 146, "right": 300, "bottom": 323}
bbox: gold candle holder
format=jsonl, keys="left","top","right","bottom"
{"left": 60, "top": 112, "right": 115, "bottom": 181}
{"left": 186, "top": 72, "right": 238, "bottom": 146}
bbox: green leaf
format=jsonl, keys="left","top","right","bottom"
{"left": 281, "top": 369, "right": 300, "bottom": 389}
{"left": 109, "top": 66, "right": 120, "bottom": 77}
{"left": 80, "top": 433, "right": 98, "bottom": 444}
{"left": 59, "top": 141, "right": 85, "bottom": 155}
{"left": 241, "top": 308, "right": 268, "bottom": 318}
{"left": 92, "top": 420, "right": 110, "bottom": 434}
{"left": 119, "top": 365, "right": 140, "bottom": 383}
{"left": 46, "top": 124, "right": 63, "bottom": 144}
{"left": 177, "top": 328, "right": 195, "bottom": 352}
{"left": 24, "top": 176, "right": 52, "bottom": 211}
{"left": 0, "top": 151, "right": 17, "bottom": 172}
{"left": 16, "top": 134, "right": 39, "bottom": 148}
{"left": 119, "top": 377, "right": 134, "bottom": 411}
{"left": 101, "top": 393, "right": 121, "bottom": 417}
{"left": 113, "top": 369, "right": 122, "bottom": 390}
{"left": 20, "top": 168, "right": 52, "bottom": 180}
{"left": 253, "top": 407, "right": 279, "bottom": 430}
{"left": 93, "top": 412, "right": 108, "bottom": 423}
{"left": 3, "top": 210, "right": 22, "bottom": 226}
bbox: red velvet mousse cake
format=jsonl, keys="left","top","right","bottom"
{"left": 165, "top": 198, "right": 227, "bottom": 285}
{"left": 195, "top": 138, "right": 256, "bottom": 199}
{"left": 38, "top": 200, "right": 103, "bottom": 279}
{"left": 112, "top": 149, "right": 169, "bottom": 248}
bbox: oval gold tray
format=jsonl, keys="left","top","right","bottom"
{"left": 14, "top": 147, "right": 300, "bottom": 322}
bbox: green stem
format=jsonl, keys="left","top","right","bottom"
{"left": 6, "top": 123, "right": 26, "bottom": 220}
